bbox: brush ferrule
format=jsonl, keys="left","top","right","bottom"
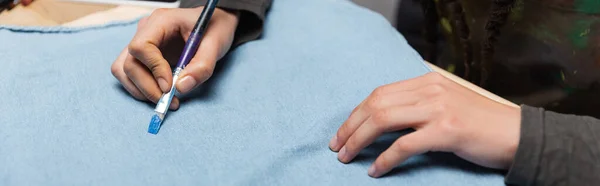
{"left": 154, "top": 67, "right": 183, "bottom": 114}
{"left": 154, "top": 113, "right": 165, "bottom": 120}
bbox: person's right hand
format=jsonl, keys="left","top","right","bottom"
{"left": 111, "top": 7, "right": 239, "bottom": 110}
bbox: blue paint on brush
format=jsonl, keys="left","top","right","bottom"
{"left": 148, "top": 115, "right": 162, "bottom": 135}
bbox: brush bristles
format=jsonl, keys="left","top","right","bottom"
{"left": 148, "top": 114, "right": 163, "bottom": 134}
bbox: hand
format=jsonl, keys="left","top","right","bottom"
{"left": 328, "top": 72, "right": 521, "bottom": 178}
{"left": 111, "top": 7, "right": 239, "bottom": 109}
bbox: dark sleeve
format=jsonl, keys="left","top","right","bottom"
{"left": 179, "top": 0, "right": 272, "bottom": 46}
{"left": 505, "top": 105, "right": 600, "bottom": 186}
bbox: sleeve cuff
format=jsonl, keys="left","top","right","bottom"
{"left": 505, "top": 105, "right": 545, "bottom": 185}
{"left": 180, "top": 0, "right": 271, "bottom": 46}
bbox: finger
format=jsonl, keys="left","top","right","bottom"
{"left": 109, "top": 17, "right": 150, "bottom": 100}
{"left": 123, "top": 55, "right": 180, "bottom": 110}
{"left": 328, "top": 98, "right": 366, "bottom": 151}
{"left": 175, "top": 37, "right": 219, "bottom": 94}
{"left": 337, "top": 105, "right": 430, "bottom": 163}
{"left": 330, "top": 86, "right": 436, "bottom": 151}
{"left": 128, "top": 9, "right": 182, "bottom": 93}
{"left": 369, "top": 130, "right": 439, "bottom": 178}
{"left": 174, "top": 15, "right": 236, "bottom": 94}
{"left": 330, "top": 100, "right": 371, "bottom": 152}
{"left": 111, "top": 48, "right": 146, "bottom": 101}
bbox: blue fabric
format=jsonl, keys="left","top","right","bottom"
{"left": 0, "top": 0, "right": 505, "bottom": 185}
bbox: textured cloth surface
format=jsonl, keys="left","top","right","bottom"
{"left": 0, "top": 0, "right": 504, "bottom": 185}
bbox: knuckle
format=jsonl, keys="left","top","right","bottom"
{"left": 336, "top": 123, "right": 355, "bottom": 142}
{"left": 128, "top": 40, "right": 146, "bottom": 56}
{"left": 437, "top": 116, "right": 460, "bottom": 134}
{"left": 372, "top": 110, "right": 390, "bottom": 128}
{"left": 425, "top": 84, "right": 446, "bottom": 96}
{"left": 145, "top": 90, "right": 163, "bottom": 103}
{"left": 147, "top": 60, "right": 163, "bottom": 72}
{"left": 393, "top": 139, "right": 414, "bottom": 153}
{"left": 122, "top": 60, "right": 135, "bottom": 76}
{"left": 110, "top": 62, "right": 121, "bottom": 77}
{"left": 376, "top": 154, "right": 391, "bottom": 170}
{"left": 372, "top": 86, "right": 386, "bottom": 96}
{"left": 366, "top": 95, "right": 383, "bottom": 110}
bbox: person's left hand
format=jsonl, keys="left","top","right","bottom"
{"left": 329, "top": 72, "right": 522, "bottom": 178}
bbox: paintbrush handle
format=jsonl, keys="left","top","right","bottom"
{"left": 175, "top": 0, "right": 220, "bottom": 69}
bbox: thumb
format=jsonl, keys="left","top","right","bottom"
{"left": 174, "top": 7, "right": 237, "bottom": 94}
{"left": 175, "top": 38, "right": 219, "bottom": 94}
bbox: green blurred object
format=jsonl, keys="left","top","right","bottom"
{"left": 435, "top": 0, "right": 600, "bottom": 117}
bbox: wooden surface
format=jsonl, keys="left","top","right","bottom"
{"left": 0, "top": 0, "right": 116, "bottom": 26}
{"left": 0, "top": 1, "right": 518, "bottom": 108}
{"left": 427, "top": 63, "right": 519, "bottom": 108}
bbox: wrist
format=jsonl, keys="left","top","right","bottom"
{"left": 503, "top": 106, "right": 522, "bottom": 169}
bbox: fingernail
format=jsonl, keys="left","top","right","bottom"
{"left": 178, "top": 76, "right": 197, "bottom": 94}
{"left": 368, "top": 165, "right": 377, "bottom": 177}
{"left": 329, "top": 136, "right": 338, "bottom": 151}
{"left": 337, "top": 146, "right": 347, "bottom": 163}
{"left": 158, "top": 78, "right": 169, "bottom": 93}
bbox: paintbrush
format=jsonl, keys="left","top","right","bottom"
{"left": 148, "top": 0, "right": 219, "bottom": 134}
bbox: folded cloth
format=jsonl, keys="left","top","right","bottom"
{"left": 0, "top": 0, "right": 504, "bottom": 185}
